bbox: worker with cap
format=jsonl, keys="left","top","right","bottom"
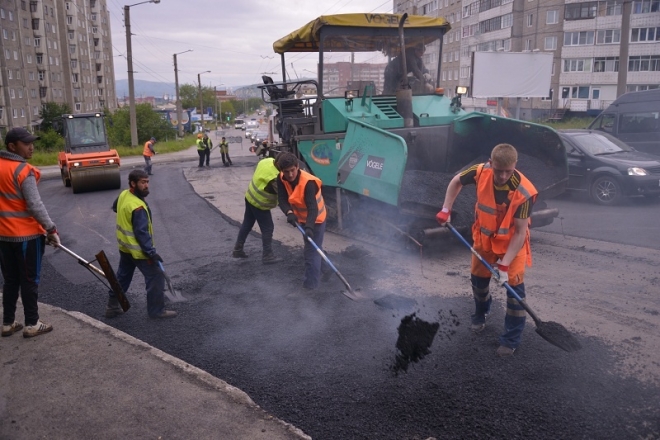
{"left": 106, "top": 169, "right": 177, "bottom": 319}
{"left": 0, "top": 128, "right": 60, "bottom": 338}
{"left": 219, "top": 136, "right": 233, "bottom": 166}
{"left": 383, "top": 42, "right": 434, "bottom": 94}
{"left": 196, "top": 133, "right": 206, "bottom": 168}
{"left": 436, "top": 143, "right": 537, "bottom": 357}
{"left": 201, "top": 133, "right": 212, "bottom": 167}
{"left": 232, "top": 155, "right": 281, "bottom": 264}
{"left": 143, "top": 136, "right": 156, "bottom": 175}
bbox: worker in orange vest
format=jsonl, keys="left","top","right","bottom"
{"left": 143, "top": 137, "right": 156, "bottom": 175}
{"left": 436, "top": 143, "right": 538, "bottom": 357}
{"left": 277, "top": 152, "right": 328, "bottom": 290}
{"left": 0, "top": 128, "right": 61, "bottom": 338}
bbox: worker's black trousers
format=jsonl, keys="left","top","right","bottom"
{"left": 236, "top": 199, "right": 274, "bottom": 251}
{"left": 0, "top": 236, "right": 45, "bottom": 326}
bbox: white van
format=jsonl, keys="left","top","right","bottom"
{"left": 234, "top": 119, "right": 246, "bottom": 130}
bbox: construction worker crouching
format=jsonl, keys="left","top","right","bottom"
{"left": 232, "top": 156, "right": 282, "bottom": 264}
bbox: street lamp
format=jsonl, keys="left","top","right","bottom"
{"left": 125, "top": 0, "right": 160, "bottom": 147}
{"left": 173, "top": 49, "right": 193, "bottom": 138}
{"left": 214, "top": 84, "right": 224, "bottom": 130}
{"left": 197, "top": 70, "right": 211, "bottom": 129}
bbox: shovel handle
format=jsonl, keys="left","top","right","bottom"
{"left": 56, "top": 244, "right": 107, "bottom": 279}
{"left": 295, "top": 223, "right": 355, "bottom": 294}
{"left": 445, "top": 223, "right": 542, "bottom": 326}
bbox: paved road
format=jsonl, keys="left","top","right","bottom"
{"left": 32, "top": 147, "right": 660, "bottom": 439}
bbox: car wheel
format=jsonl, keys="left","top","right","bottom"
{"left": 590, "top": 175, "right": 622, "bottom": 205}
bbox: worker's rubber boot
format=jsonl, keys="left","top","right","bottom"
{"left": 262, "top": 250, "right": 282, "bottom": 265}
{"left": 232, "top": 242, "right": 248, "bottom": 259}
{"left": 105, "top": 296, "right": 124, "bottom": 319}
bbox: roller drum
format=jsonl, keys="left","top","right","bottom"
{"left": 70, "top": 165, "right": 121, "bottom": 194}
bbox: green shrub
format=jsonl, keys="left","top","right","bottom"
{"left": 34, "top": 129, "right": 65, "bottom": 152}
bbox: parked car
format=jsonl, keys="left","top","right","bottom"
{"left": 559, "top": 129, "right": 660, "bottom": 205}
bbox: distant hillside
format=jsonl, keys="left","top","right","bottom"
{"left": 116, "top": 79, "right": 175, "bottom": 99}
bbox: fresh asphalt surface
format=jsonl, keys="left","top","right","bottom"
{"left": 20, "top": 148, "right": 660, "bottom": 439}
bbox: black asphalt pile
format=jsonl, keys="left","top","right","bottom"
{"left": 399, "top": 170, "right": 477, "bottom": 228}
{"left": 536, "top": 320, "right": 582, "bottom": 352}
{"left": 391, "top": 313, "right": 440, "bottom": 374}
{"left": 340, "top": 245, "right": 370, "bottom": 259}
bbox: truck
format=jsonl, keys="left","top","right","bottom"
{"left": 57, "top": 113, "right": 121, "bottom": 194}
{"left": 259, "top": 13, "right": 568, "bottom": 242}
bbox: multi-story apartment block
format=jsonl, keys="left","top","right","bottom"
{"left": 323, "top": 61, "right": 387, "bottom": 96}
{"left": 0, "top": 0, "right": 115, "bottom": 135}
{"left": 395, "top": 0, "right": 660, "bottom": 120}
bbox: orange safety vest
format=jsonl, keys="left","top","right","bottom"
{"left": 0, "top": 158, "right": 46, "bottom": 238}
{"left": 472, "top": 163, "right": 537, "bottom": 266}
{"left": 280, "top": 170, "right": 326, "bottom": 224}
{"left": 143, "top": 141, "right": 154, "bottom": 157}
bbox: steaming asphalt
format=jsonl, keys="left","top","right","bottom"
{"left": 36, "top": 159, "right": 660, "bottom": 439}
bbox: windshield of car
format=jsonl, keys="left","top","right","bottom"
{"left": 570, "top": 132, "right": 633, "bottom": 155}
{"left": 235, "top": 119, "right": 244, "bottom": 125}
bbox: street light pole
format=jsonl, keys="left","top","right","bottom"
{"left": 197, "top": 70, "right": 210, "bottom": 130}
{"left": 173, "top": 49, "right": 192, "bottom": 138}
{"left": 124, "top": 0, "right": 160, "bottom": 147}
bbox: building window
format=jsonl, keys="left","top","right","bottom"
{"left": 563, "top": 58, "right": 592, "bottom": 72}
{"left": 527, "top": 14, "right": 534, "bottom": 27}
{"left": 633, "top": 0, "right": 660, "bottom": 13}
{"left": 524, "top": 39, "right": 532, "bottom": 50}
{"left": 7, "top": 70, "right": 12, "bottom": 79}
{"left": 38, "top": 71, "right": 45, "bottom": 81}
{"left": 34, "top": 38, "right": 40, "bottom": 47}
{"left": 36, "top": 54, "right": 43, "bottom": 64}
{"left": 628, "top": 55, "right": 660, "bottom": 71}
{"left": 564, "top": 31, "right": 595, "bottom": 46}
{"left": 606, "top": 0, "right": 622, "bottom": 15}
{"left": 565, "top": 2, "right": 597, "bottom": 19}
{"left": 75, "top": 103, "right": 81, "bottom": 111}
{"left": 594, "top": 57, "right": 619, "bottom": 72}
{"left": 10, "top": 89, "right": 15, "bottom": 99}
{"left": 30, "top": 1, "right": 37, "bottom": 12}
{"left": 544, "top": 36, "right": 557, "bottom": 50}
{"left": 546, "top": 10, "right": 558, "bottom": 24}
{"left": 13, "top": 109, "right": 18, "bottom": 119}
{"left": 67, "top": 16, "right": 73, "bottom": 25}
{"left": 32, "top": 19, "right": 39, "bottom": 30}
{"left": 631, "top": 27, "right": 660, "bottom": 42}
{"left": 596, "top": 29, "right": 621, "bottom": 44}
{"left": 68, "top": 31, "right": 74, "bottom": 40}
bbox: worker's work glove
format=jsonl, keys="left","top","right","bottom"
{"left": 495, "top": 261, "right": 509, "bottom": 285}
{"left": 46, "top": 228, "right": 61, "bottom": 247}
{"left": 304, "top": 227, "right": 314, "bottom": 240}
{"left": 149, "top": 253, "right": 164, "bottom": 263}
{"left": 423, "top": 73, "right": 432, "bottom": 82}
{"left": 286, "top": 212, "right": 298, "bottom": 227}
{"left": 435, "top": 208, "right": 451, "bottom": 226}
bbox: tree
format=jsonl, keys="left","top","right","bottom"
{"left": 39, "top": 102, "right": 72, "bottom": 131}
{"left": 179, "top": 83, "right": 217, "bottom": 113}
{"left": 106, "top": 104, "right": 172, "bottom": 147}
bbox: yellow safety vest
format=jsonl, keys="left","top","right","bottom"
{"left": 245, "top": 158, "right": 279, "bottom": 210}
{"left": 196, "top": 139, "right": 205, "bottom": 150}
{"left": 115, "top": 189, "right": 153, "bottom": 259}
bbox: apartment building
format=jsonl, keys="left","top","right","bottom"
{"left": 395, "top": 0, "right": 660, "bottom": 119}
{"left": 0, "top": 0, "right": 115, "bottom": 134}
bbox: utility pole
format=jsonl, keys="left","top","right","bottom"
{"left": 197, "top": 70, "right": 210, "bottom": 130}
{"left": 215, "top": 86, "right": 218, "bottom": 131}
{"left": 124, "top": 6, "right": 138, "bottom": 146}
{"left": 616, "top": 0, "right": 633, "bottom": 98}
{"left": 174, "top": 53, "right": 182, "bottom": 137}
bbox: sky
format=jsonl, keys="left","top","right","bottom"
{"left": 108, "top": 0, "right": 394, "bottom": 92}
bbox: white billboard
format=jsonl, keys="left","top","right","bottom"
{"left": 470, "top": 52, "right": 553, "bottom": 98}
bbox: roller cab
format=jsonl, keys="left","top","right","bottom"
{"left": 57, "top": 113, "right": 121, "bottom": 194}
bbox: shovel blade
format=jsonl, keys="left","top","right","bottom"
{"left": 535, "top": 321, "right": 582, "bottom": 352}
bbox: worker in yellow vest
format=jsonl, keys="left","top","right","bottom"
{"left": 232, "top": 156, "right": 281, "bottom": 264}
{"left": 143, "top": 137, "right": 156, "bottom": 175}
{"left": 107, "top": 169, "right": 177, "bottom": 319}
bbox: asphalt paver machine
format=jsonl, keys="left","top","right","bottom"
{"left": 260, "top": 13, "right": 568, "bottom": 241}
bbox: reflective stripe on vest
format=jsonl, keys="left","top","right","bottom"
{"left": 473, "top": 163, "right": 537, "bottom": 261}
{"left": 245, "top": 158, "right": 279, "bottom": 210}
{"left": 280, "top": 170, "right": 326, "bottom": 224}
{"left": 115, "top": 189, "right": 153, "bottom": 259}
{"left": 0, "top": 158, "right": 45, "bottom": 237}
{"left": 143, "top": 141, "right": 154, "bottom": 157}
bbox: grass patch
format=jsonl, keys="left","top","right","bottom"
{"left": 539, "top": 117, "right": 595, "bottom": 130}
{"left": 29, "top": 134, "right": 197, "bottom": 167}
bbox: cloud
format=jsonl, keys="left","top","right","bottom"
{"left": 109, "top": 0, "right": 393, "bottom": 90}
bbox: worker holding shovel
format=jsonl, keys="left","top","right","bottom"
{"left": 106, "top": 169, "right": 177, "bottom": 319}
{"left": 277, "top": 152, "right": 328, "bottom": 290}
{"left": 437, "top": 143, "right": 537, "bottom": 357}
